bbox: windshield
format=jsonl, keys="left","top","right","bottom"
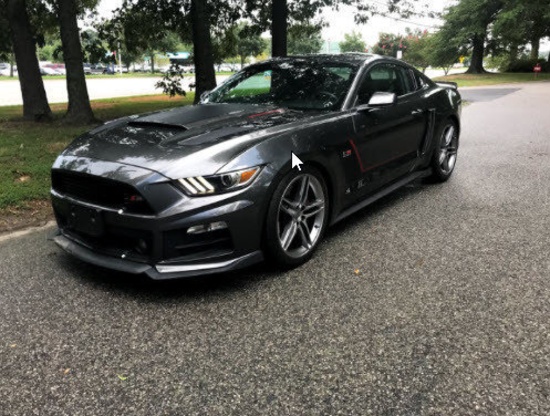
{"left": 206, "top": 61, "right": 358, "bottom": 111}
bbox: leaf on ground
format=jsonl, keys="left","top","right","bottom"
{"left": 63, "top": 368, "right": 70, "bottom": 375}
{"left": 10, "top": 344, "right": 17, "bottom": 348}
{"left": 354, "top": 269, "right": 361, "bottom": 275}
{"left": 117, "top": 374, "right": 128, "bottom": 381}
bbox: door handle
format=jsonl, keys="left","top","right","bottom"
{"left": 411, "top": 109, "right": 423, "bottom": 115}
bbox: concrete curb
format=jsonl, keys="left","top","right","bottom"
{"left": 0, "top": 221, "right": 57, "bottom": 244}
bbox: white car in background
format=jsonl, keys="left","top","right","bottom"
{"left": 0, "top": 63, "right": 17, "bottom": 77}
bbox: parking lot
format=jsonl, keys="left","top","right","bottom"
{"left": 1, "top": 82, "right": 549, "bottom": 415}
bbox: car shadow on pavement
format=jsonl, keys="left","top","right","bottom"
{"left": 58, "top": 179, "right": 430, "bottom": 301}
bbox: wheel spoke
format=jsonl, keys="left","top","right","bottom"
{"left": 280, "top": 221, "right": 298, "bottom": 250}
{"left": 298, "top": 176, "right": 310, "bottom": 206}
{"left": 442, "top": 156, "right": 450, "bottom": 172}
{"left": 281, "top": 197, "right": 298, "bottom": 216}
{"left": 444, "top": 127, "right": 454, "bottom": 146}
{"left": 438, "top": 150, "right": 447, "bottom": 166}
{"left": 302, "top": 199, "right": 324, "bottom": 218}
{"left": 298, "top": 221, "right": 313, "bottom": 249}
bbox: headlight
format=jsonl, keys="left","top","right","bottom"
{"left": 176, "top": 166, "right": 262, "bottom": 196}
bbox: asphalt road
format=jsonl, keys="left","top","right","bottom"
{"left": 1, "top": 83, "right": 549, "bottom": 415}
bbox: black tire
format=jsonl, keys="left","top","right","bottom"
{"left": 264, "top": 166, "right": 329, "bottom": 268}
{"left": 428, "top": 119, "right": 459, "bottom": 182}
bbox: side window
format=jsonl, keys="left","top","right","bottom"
{"left": 412, "top": 70, "right": 428, "bottom": 90}
{"left": 357, "top": 64, "right": 414, "bottom": 105}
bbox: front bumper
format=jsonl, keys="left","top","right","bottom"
{"left": 50, "top": 162, "right": 272, "bottom": 279}
{"left": 51, "top": 231, "right": 263, "bottom": 280}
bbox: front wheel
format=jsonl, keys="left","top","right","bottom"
{"left": 265, "top": 167, "right": 329, "bottom": 268}
{"left": 429, "top": 120, "right": 459, "bottom": 182}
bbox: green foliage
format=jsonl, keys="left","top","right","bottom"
{"left": 429, "top": 30, "right": 461, "bottom": 74}
{"left": 403, "top": 30, "right": 432, "bottom": 72}
{"left": 505, "top": 58, "right": 549, "bottom": 73}
{"left": 155, "top": 64, "right": 187, "bottom": 97}
{"left": 236, "top": 26, "right": 266, "bottom": 68}
{"left": 339, "top": 31, "right": 366, "bottom": 53}
{"left": 288, "top": 23, "right": 323, "bottom": 55}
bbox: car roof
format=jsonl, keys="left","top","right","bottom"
{"left": 251, "top": 53, "right": 402, "bottom": 68}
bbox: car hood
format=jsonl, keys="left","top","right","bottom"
{"left": 61, "top": 103, "right": 315, "bottom": 179}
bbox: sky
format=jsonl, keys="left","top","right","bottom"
{"left": 96, "top": 0, "right": 455, "bottom": 46}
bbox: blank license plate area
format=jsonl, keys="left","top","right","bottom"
{"left": 67, "top": 204, "right": 104, "bottom": 236}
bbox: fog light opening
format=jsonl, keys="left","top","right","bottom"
{"left": 135, "top": 238, "right": 149, "bottom": 254}
{"left": 187, "top": 221, "right": 228, "bottom": 235}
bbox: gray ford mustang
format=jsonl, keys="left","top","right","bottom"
{"left": 50, "top": 54, "right": 461, "bottom": 279}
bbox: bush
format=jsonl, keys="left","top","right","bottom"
{"left": 505, "top": 58, "right": 549, "bottom": 73}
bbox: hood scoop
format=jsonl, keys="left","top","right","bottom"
{"left": 127, "top": 120, "right": 188, "bottom": 130}
{"left": 95, "top": 121, "right": 187, "bottom": 146}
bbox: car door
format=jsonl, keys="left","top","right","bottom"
{"left": 350, "top": 63, "right": 428, "bottom": 195}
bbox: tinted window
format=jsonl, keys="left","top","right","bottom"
{"left": 357, "top": 64, "right": 414, "bottom": 105}
{"left": 412, "top": 70, "right": 428, "bottom": 90}
{"left": 207, "top": 62, "right": 358, "bottom": 111}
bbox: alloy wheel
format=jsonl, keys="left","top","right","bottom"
{"left": 438, "top": 124, "right": 458, "bottom": 175}
{"left": 276, "top": 174, "right": 326, "bottom": 259}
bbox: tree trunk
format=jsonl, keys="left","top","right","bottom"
{"left": 271, "top": 0, "right": 288, "bottom": 57}
{"left": 57, "top": 0, "right": 96, "bottom": 124}
{"left": 9, "top": 54, "right": 15, "bottom": 77}
{"left": 530, "top": 36, "right": 540, "bottom": 60}
{"left": 150, "top": 53, "right": 155, "bottom": 73}
{"left": 466, "top": 34, "right": 486, "bottom": 74}
{"left": 7, "top": 0, "right": 51, "bottom": 121}
{"left": 190, "top": 0, "right": 216, "bottom": 104}
{"left": 509, "top": 43, "right": 518, "bottom": 63}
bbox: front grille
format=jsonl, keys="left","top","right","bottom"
{"left": 63, "top": 226, "right": 153, "bottom": 263}
{"left": 52, "top": 170, "right": 154, "bottom": 214}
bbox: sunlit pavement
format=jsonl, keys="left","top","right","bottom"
{"left": 0, "top": 75, "right": 231, "bottom": 106}
{"left": 0, "top": 83, "right": 549, "bottom": 414}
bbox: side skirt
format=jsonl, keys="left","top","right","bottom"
{"left": 331, "top": 169, "right": 431, "bottom": 225}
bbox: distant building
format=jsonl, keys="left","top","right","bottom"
{"left": 166, "top": 52, "right": 193, "bottom": 66}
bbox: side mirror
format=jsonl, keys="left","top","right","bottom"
{"left": 200, "top": 90, "right": 211, "bottom": 102}
{"left": 368, "top": 92, "right": 397, "bottom": 107}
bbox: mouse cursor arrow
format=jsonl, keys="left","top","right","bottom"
{"left": 291, "top": 152, "right": 304, "bottom": 171}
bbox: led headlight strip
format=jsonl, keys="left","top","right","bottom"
{"left": 177, "top": 166, "right": 261, "bottom": 196}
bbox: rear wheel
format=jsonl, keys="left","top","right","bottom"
{"left": 429, "top": 120, "right": 459, "bottom": 182}
{"left": 265, "top": 167, "right": 329, "bottom": 268}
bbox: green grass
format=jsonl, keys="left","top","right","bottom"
{"left": 0, "top": 93, "right": 194, "bottom": 209}
{"left": 433, "top": 72, "right": 550, "bottom": 87}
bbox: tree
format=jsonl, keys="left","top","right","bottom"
{"left": 493, "top": 0, "right": 550, "bottom": 61}
{"left": 429, "top": 31, "right": 460, "bottom": 75}
{"left": 271, "top": 0, "right": 288, "bottom": 57}
{"left": 7, "top": 0, "right": 52, "bottom": 121}
{"left": 244, "top": 0, "right": 423, "bottom": 57}
{"left": 190, "top": 0, "right": 216, "bottom": 102}
{"left": 56, "top": 0, "right": 96, "bottom": 124}
{"left": 339, "top": 31, "right": 366, "bottom": 53}
{"left": 236, "top": 25, "right": 266, "bottom": 68}
{"left": 437, "top": 0, "right": 503, "bottom": 74}
{"left": 403, "top": 30, "right": 432, "bottom": 72}
{"left": 372, "top": 32, "right": 409, "bottom": 57}
{"left": 288, "top": 23, "right": 323, "bottom": 55}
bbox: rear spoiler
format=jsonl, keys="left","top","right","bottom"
{"left": 436, "top": 81, "right": 458, "bottom": 91}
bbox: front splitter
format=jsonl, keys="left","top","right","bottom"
{"left": 51, "top": 231, "right": 263, "bottom": 280}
